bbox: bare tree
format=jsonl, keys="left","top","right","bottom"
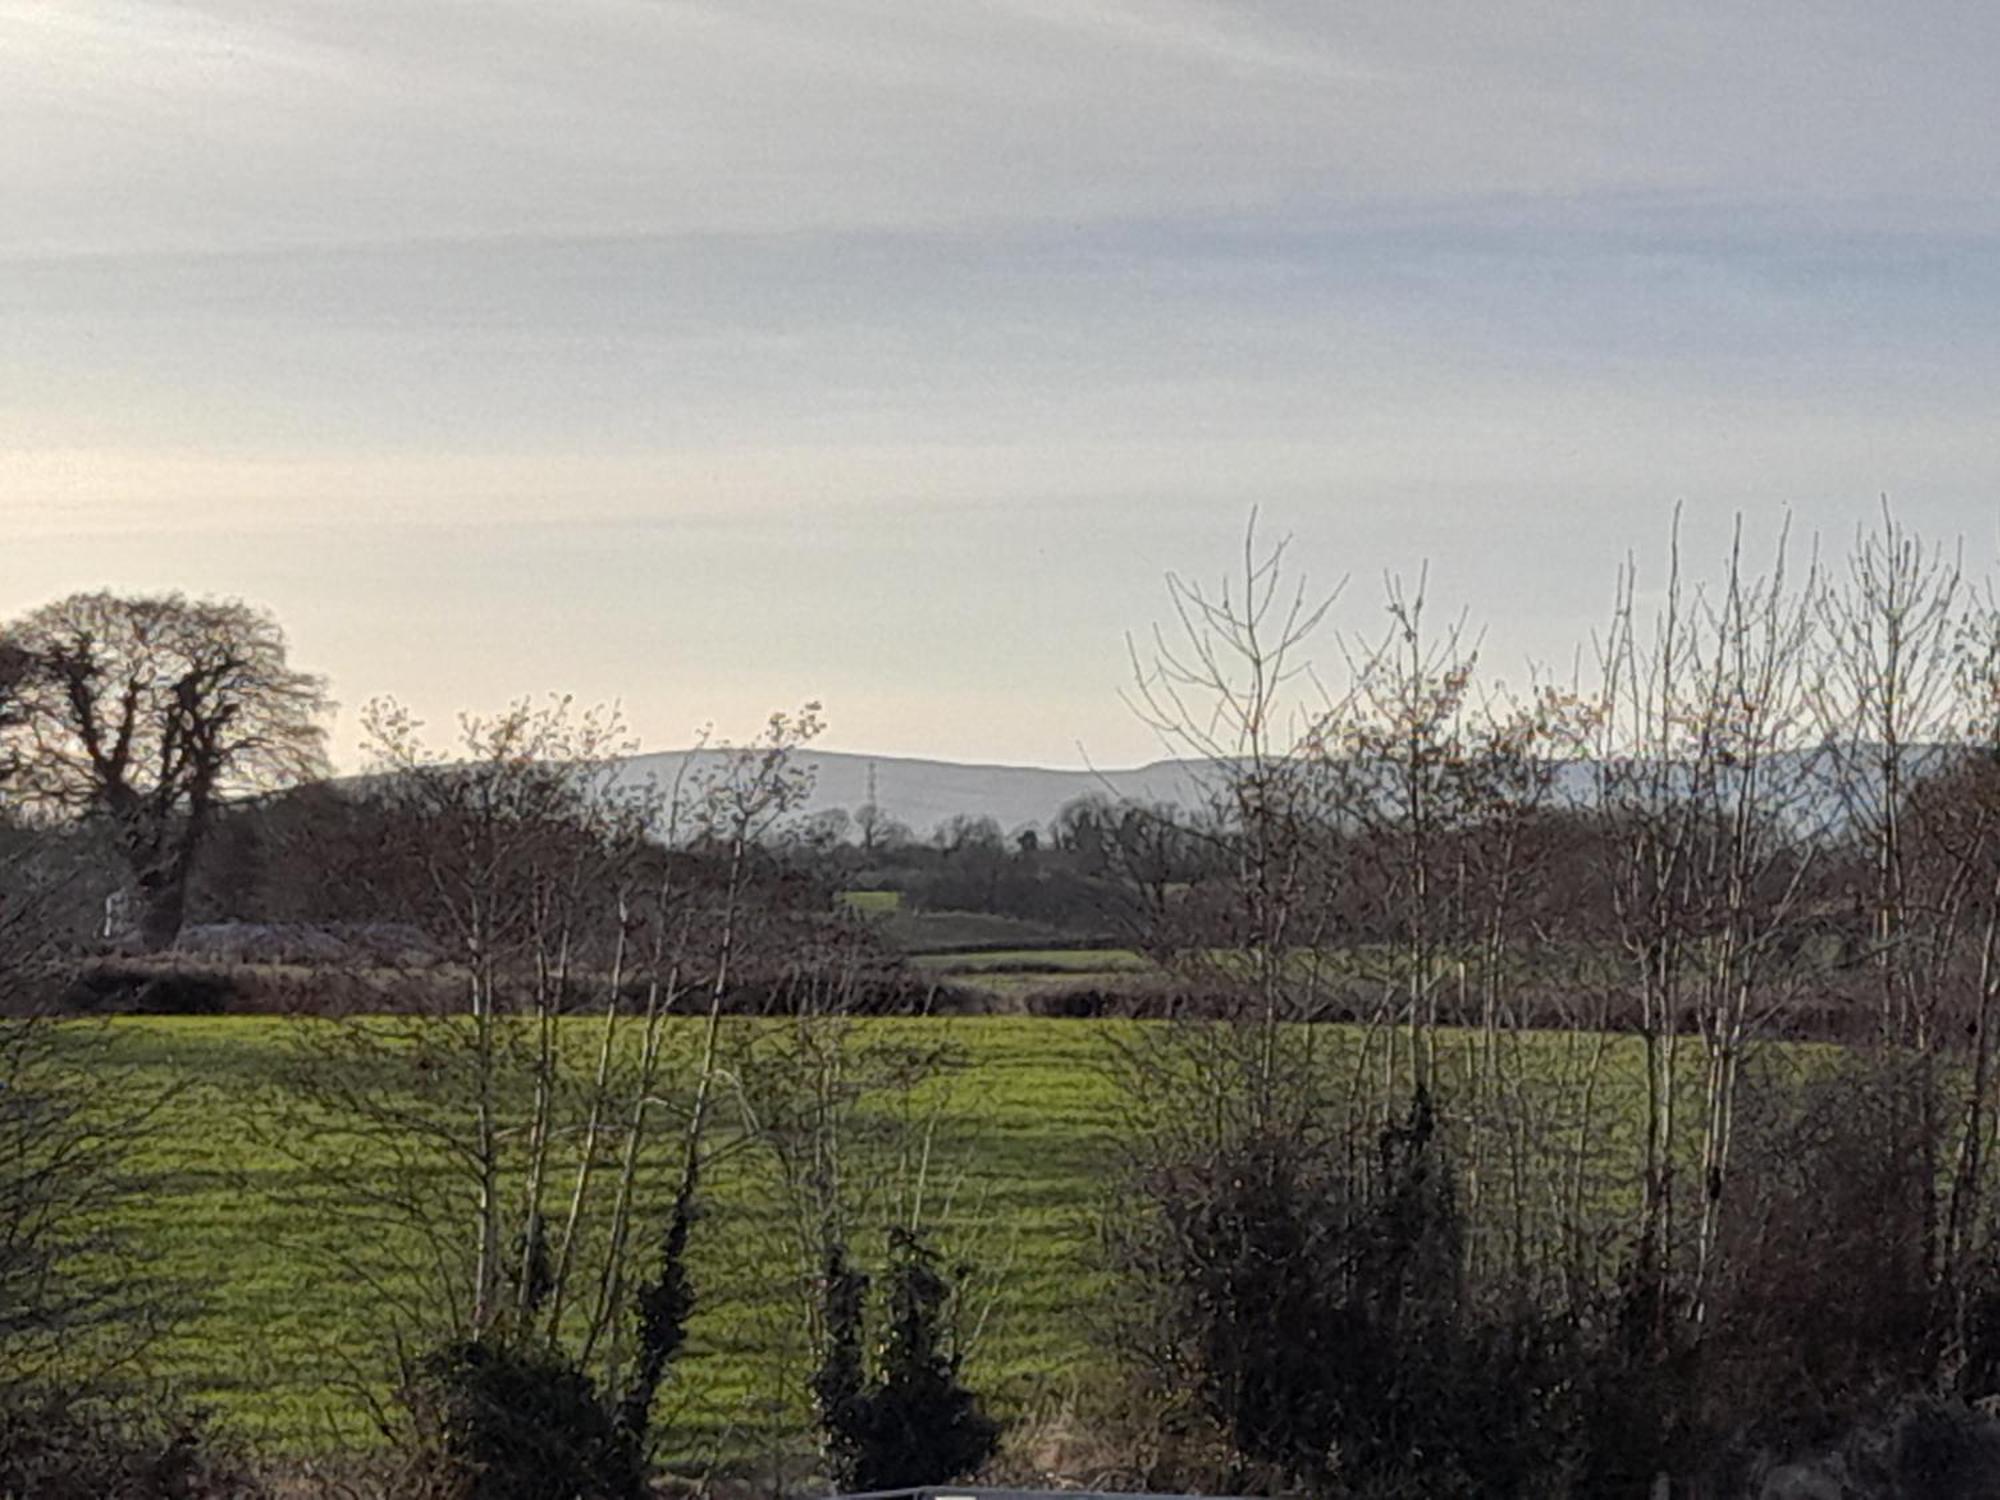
{"left": 1948, "top": 604, "right": 2000, "bottom": 1304}
{"left": 262, "top": 695, "right": 833, "bottom": 1489}
{"left": 357, "top": 695, "right": 656, "bottom": 1339}
{"left": 0, "top": 693, "right": 235, "bottom": 1490}
{"left": 1124, "top": 513, "right": 1346, "bottom": 1136}
{"left": 730, "top": 927, "right": 999, "bottom": 1486}
{"left": 1816, "top": 503, "right": 1967, "bottom": 1049}
{"left": 605, "top": 702, "right": 823, "bottom": 1458}
{"left": 0, "top": 591, "right": 330, "bottom": 950}
{"left": 1587, "top": 516, "right": 1834, "bottom": 1344}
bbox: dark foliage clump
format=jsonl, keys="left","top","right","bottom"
{"left": 813, "top": 1229, "right": 1001, "bottom": 1492}
{"left": 59, "top": 962, "right": 238, "bottom": 1015}
{"left": 0, "top": 1392, "right": 262, "bottom": 1500}
{"left": 399, "top": 1337, "right": 639, "bottom": 1500}
{"left": 1752, "top": 1398, "right": 2000, "bottom": 1498}
{"left": 614, "top": 1189, "right": 698, "bottom": 1454}
{"left": 1698, "top": 1064, "right": 1935, "bottom": 1474}
{"left": 1556, "top": 1257, "right": 1695, "bottom": 1498}
{"left": 1117, "top": 1061, "right": 2000, "bottom": 1494}
{"left": 1128, "top": 1089, "right": 1586, "bottom": 1496}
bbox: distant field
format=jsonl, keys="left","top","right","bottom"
{"left": 73, "top": 1016, "right": 1660, "bottom": 1464}
{"left": 836, "top": 888, "right": 903, "bottom": 915}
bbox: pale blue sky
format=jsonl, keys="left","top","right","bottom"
{"left": 5, "top": 3, "right": 1999, "bottom": 766}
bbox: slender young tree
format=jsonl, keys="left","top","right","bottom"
{"left": 1124, "top": 513, "right": 1346, "bottom": 1135}
{"left": 1816, "top": 504, "right": 1967, "bottom": 1050}
{"left": 611, "top": 703, "right": 824, "bottom": 1454}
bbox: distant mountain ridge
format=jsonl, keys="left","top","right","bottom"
{"left": 611, "top": 748, "right": 1214, "bottom": 838}
{"left": 609, "top": 742, "right": 1970, "bottom": 840}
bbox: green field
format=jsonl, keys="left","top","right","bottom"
{"left": 836, "top": 889, "right": 904, "bottom": 916}
{"left": 79, "top": 1017, "right": 1135, "bottom": 1459}
{"left": 71, "top": 1015, "right": 1659, "bottom": 1464}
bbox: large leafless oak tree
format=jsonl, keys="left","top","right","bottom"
{"left": 0, "top": 591, "right": 329, "bottom": 950}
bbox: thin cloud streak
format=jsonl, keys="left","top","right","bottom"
{"left": 7, "top": 3, "right": 2000, "bottom": 254}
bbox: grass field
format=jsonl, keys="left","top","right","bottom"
{"left": 835, "top": 889, "right": 903, "bottom": 916}
{"left": 76, "top": 1017, "right": 1136, "bottom": 1461}
{"left": 69, "top": 1015, "right": 1665, "bottom": 1465}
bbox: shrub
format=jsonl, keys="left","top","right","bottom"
{"left": 59, "top": 962, "right": 237, "bottom": 1015}
{"left": 1711, "top": 1070, "right": 1931, "bottom": 1448}
{"left": 1120, "top": 1088, "right": 1589, "bottom": 1496}
{"left": 0, "top": 1390, "right": 262, "bottom": 1500}
{"left": 813, "top": 1230, "right": 1001, "bottom": 1491}
{"left": 398, "top": 1337, "right": 639, "bottom": 1500}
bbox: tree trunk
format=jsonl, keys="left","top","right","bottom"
{"left": 134, "top": 865, "right": 189, "bottom": 951}
{"left": 121, "top": 805, "right": 204, "bottom": 952}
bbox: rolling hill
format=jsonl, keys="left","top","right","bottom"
{"left": 606, "top": 742, "right": 1959, "bottom": 841}
{"left": 610, "top": 747, "right": 1215, "bottom": 838}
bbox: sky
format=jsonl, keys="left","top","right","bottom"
{"left": 5, "top": 2, "right": 2000, "bottom": 770}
